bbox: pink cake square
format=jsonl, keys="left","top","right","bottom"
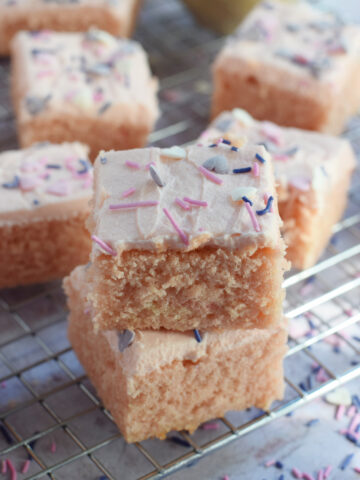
{"left": 212, "top": 0, "right": 360, "bottom": 134}
{"left": 86, "top": 143, "right": 288, "bottom": 332}
{"left": 65, "top": 265, "right": 288, "bottom": 443}
{"left": 11, "top": 30, "right": 159, "bottom": 159}
{"left": 0, "top": 0, "right": 142, "bottom": 56}
{"left": 201, "top": 109, "right": 356, "bottom": 269}
{"left": 0, "top": 142, "right": 92, "bottom": 288}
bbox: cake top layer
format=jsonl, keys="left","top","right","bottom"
{"left": 221, "top": 0, "right": 360, "bottom": 83}
{"left": 13, "top": 30, "right": 158, "bottom": 121}
{"left": 0, "top": 142, "right": 92, "bottom": 224}
{"left": 201, "top": 109, "right": 356, "bottom": 197}
{"left": 69, "top": 265, "right": 287, "bottom": 378}
{"left": 90, "top": 143, "right": 281, "bottom": 254}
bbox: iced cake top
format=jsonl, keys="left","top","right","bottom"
{"left": 0, "top": 142, "right": 92, "bottom": 224}
{"left": 220, "top": 0, "right": 360, "bottom": 84}
{"left": 13, "top": 30, "right": 158, "bottom": 122}
{"left": 201, "top": 109, "right": 356, "bottom": 203}
{"left": 89, "top": 142, "right": 282, "bottom": 255}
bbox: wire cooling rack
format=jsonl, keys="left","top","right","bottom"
{"left": 0, "top": 0, "right": 360, "bottom": 479}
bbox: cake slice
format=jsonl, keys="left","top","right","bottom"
{"left": 65, "top": 265, "right": 288, "bottom": 443}
{"left": 200, "top": 109, "right": 356, "bottom": 269}
{"left": 86, "top": 143, "right": 288, "bottom": 331}
{"left": 11, "top": 30, "right": 158, "bottom": 159}
{"left": 212, "top": 0, "right": 360, "bottom": 134}
{"left": 0, "top": 142, "right": 92, "bottom": 288}
{"left": 0, "top": 0, "right": 142, "bottom": 56}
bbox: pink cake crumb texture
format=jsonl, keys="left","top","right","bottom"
{"left": 65, "top": 265, "right": 288, "bottom": 443}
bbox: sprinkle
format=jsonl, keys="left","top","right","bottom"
{"left": 0, "top": 424, "right": 13, "bottom": 444}
{"left": 109, "top": 201, "right": 159, "bottom": 210}
{"left": 202, "top": 155, "right": 229, "bottom": 174}
{"left": 118, "top": 330, "right": 135, "bottom": 352}
{"left": 325, "top": 387, "right": 352, "bottom": 406}
{"left": 149, "top": 165, "right": 166, "bottom": 187}
{"left": 317, "top": 470, "right": 324, "bottom": 480}
{"left": 183, "top": 197, "right": 208, "bottom": 207}
{"left": 46, "top": 180, "right": 71, "bottom": 196}
{"left": 345, "top": 432, "right": 359, "bottom": 444}
{"left": 161, "top": 146, "right": 186, "bottom": 159}
{"left": 91, "top": 235, "right": 116, "bottom": 256}
{"left": 252, "top": 162, "right": 260, "bottom": 177}
{"left": 230, "top": 146, "right": 238, "bottom": 152}
{"left": 302, "top": 474, "right": 315, "bottom": 480}
{"left": 348, "top": 406, "right": 357, "bottom": 417}
{"left": 352, "top": 395, "right": 360, "bottom": 409}
{"left": 306, "top": 419, "right": 319, "bottom": 427}
{"left": 46, "top": 164, "right": 61, "bottom": 169}
{"left": 244, "top": 202, "right": 261, "bottom": 232}
{"left": 100, "top": 157, "right": 107, "bottom": 164}
{"left": 167, "top": 435, "right": 191, "bottom": 447}
{"left": 255, "top": 153, "right": 266, "bottom": 163}
{"left": 323, "top": 466, "right": 332, "bottom": 478}
{"left": 291, "top": 467, "right": 302, "bottom": 478}
{"left": 125, "top": 160, "right": 141, "bottom": 169}
{"left": 349, "top": 413, "right": 360, "bottom": 432}
{"left": 278, "top": 475, "right": 285, "bottom": 480}
{"left": 175, "top": 198, "right": 190, "bottom": 210}
{"left": 223, "top": 476, "right": 230, "bottom": 480}
{"left": 336, "top": 404, "right": 346, "bottom": 420}
{"left": 2, "top": 175, "right": 20, "bottom": 188}
{"left": 222, "top": 139, "right": 231, "bottom": 145}
{"left": 193, "top": 329, "right": 202, "bottom": 343}
{"left": 256, "top": 196, "right": 273, "bottom": 216}
{"left": 233, "top": 167, "right": 252, "bottom": 174}
{"left": 6, "top": 459, "right": 16, "bottom": 480}
{"left": 98, "top": 102, "right": 111, "bottom": 115}
{"left": 340, "top": 453, "right": 354, "bottom": 470}
{"left": 1, "top": 460, "right": 7, "bottom": 474}
{"left": 265, "top": 459, "right": 276, "bottom": 467}
{"left": 201, "top": 422, "right": 219, "bottom": 430}
{"left": 77, "top": 159, "right": 91, "bottom": 174}
{"left": 231, "top": 186, "right": 257, "bottom": 202}
{"left": 122, "top": 187, "right": 136, "bottom": 198}
{"left": 354, "top": 467, "right": 360, "bottom": 473}
{"left": 289, "top": 176, "right": 311, "bottom": 192}
{"left": 275, "top": 461, "right": 283, "bottom": 469}
{"left": 198, "top": 165, "right": 223, "bottom": 185}
{"left": 21, "top": 460, "right": 30, "bottom": 474}
{"left": 163, "top": 208, "right": 189, "bottom": 245}
{"left": 98, "top": 476, "right": 108, "bottom": 480}
{"left": 50, "top": 440, "right": 57, "bottom": 453}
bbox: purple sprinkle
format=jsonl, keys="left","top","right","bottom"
{"left": 306, "top": 419, "right": 319, "bottom": 427}
{"left": 233, "top": 167, "right": 252, "bottom": 174}
{"left": 46, "top": 164, "right": 61, "bottom": 169}
{"left": 255, "top": 152, "right": 266, "bottom": 163}
{"left": 167, "top": 435, "right": 191, "bottom": 447}
{"left": 222, "top": 139, "right": 231, "bottom": 145}
{"left": 2, "top": 175, "right": 20, "bottom": 188}
{"left": 256, "top": 196, "right": 273, "bottom": 215}
{"left": 242, "top": 196, "right": 253, "bottom": 206}
{"left": 340, "top": 453, "right": 354, "bottom": 470}
{"left": 194, "top": 329, "right": 202, "bottom": 343}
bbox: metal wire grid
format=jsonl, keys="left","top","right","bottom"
{"left": 0, "top": 0, "right": 359, "bottom": 478}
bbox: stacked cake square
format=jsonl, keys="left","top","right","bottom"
{"left": 64, "top": 140, "right": 289, "bottom": 442}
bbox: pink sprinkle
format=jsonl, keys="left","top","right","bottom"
{"left": 292, "top": 467, "right": 303, "bottom": 478}
{"left": 175, "top": 198, "right": 190, "bottom": 210}
{"left": 201, "top": 422, "right": 219, "bottom": 430}
{"left": 354, "top": 467, "right": 360, "bottom": 473}
{"left": 223, "top": 476, "right": 230, "bottom": 480}
{"left": 1, "top": 460, "right": 7, "bottom": 474}
{"left": 340, "top": 429, "right": 349, "bottom": 434}
{"left": 273, "top": 153, "right": 290, "bottom": 162}
{"left": 252, "top": 162, "right": 260, "bottom": 177}
{"left": 21, "top": 460, "right": 30, "bottom": 474}
{"left": 302, "top": 473, "right": 315, "bottom": 480}
{"left": 65, "top": 156, "right": 77, "bottom": 172}
{"left": 349, "top": 413, "right": 360, "bottom": 433}
{"left": 1, "top": 381, "right": 6, "bottom": 388}
{"left": 122, "top": 187, "right": 136, "bottom": 198}
{"left": 109, "top": 201, "right": 159, "bottom": 210}
{"left": 82, "top": 176, "right": 92, "bottom": 189}
{"left": 317, "top": 470, "right": 324, "bottom": 480}
{"left": 264, "top": 193, "right": 273, "bottom": 212}
{"left": 183, "top": 197, "right": 208, "bottom": 207}
{"left": 348, "top": 406, "right": 357, "bottom": 417}
{"left": 46, "top": 179, "right": 71, "bottom": 196}
{"left": 125, "top": 160, "right": 141, "bottom": 169}
{"left": 6, "top": 459, "right": 17, "bottom": 480}
{"left": 93, "top": 91, "right": 104, "bottom": 103}
{"left": 336, "top": 405, "right": 345, "bottom": 420}
{"left": 91, "top": 235, "right": 116, "bottom": 256}
{"left": 261, "top": 121, "right": 284, "bottom": 146}
{"left": 36, "top": 70, "right": 54, "bottom": 79}
{"left": 51, "top": 440, "right": 57, "bottom": 453}
{"left": 265, "top": 459, "right": 276, "bottom": 467}
{"left": 289, "top": 176, "right": 311, "bottom": 192}
{"left": 19, "top": 175, "right": 42, "bottom": 191}
{"left": 323, "top": 465, "right": 333, "bottom": 478}
{"left": 163, "top": 208, "right": 189, "bottom": 246}
{"left": 244, "top": 202, "right": 261, "bottom": 232}
{"left": 198, "top": 165, "right": 223, "bottom": 185}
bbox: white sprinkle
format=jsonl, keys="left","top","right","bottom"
{"left": 161, "top": 146, "right": 186, "bottom": 159}
{"left": 232, "top": 108, "right": 255, "bottom": 126}
{"left": 231, "top": 186, "right": 257, "bottom": 202}
{"left": 325, "top": 388, "right": 352, "bottom": 406}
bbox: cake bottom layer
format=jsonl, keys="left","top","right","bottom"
{"left": 65, "top": 265, "right": 288, "bottom": 443}
{"left": 0, "top": 213, "right": 91, "bottom": 289}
